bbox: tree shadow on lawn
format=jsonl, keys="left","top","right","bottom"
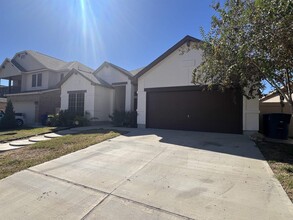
{"left": 257, "top": 141, "right": 293, "bottom": 165}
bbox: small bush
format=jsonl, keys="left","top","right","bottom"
{"left": 109, "top": 110, "right": 137, "bottom": 128}
{"left": 0, "top": 100, "right": 17, "bottom": 130}
{"left": 73, "top": 115, "right": 89, "bottom": 126}
{"left": 47, "top": 110, "right": 89, "bottom": 127}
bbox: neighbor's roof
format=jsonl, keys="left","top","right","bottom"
{"left": 0, "top": 58, "right": 24, "bottom": 72}
{"left": 57, "top": 68, "right": 112, "bottom": 89}
{"left": 94, "top": 61, "right": 133, "bottom": 79}
{"left": 135, "top": 35, "right": 201, "bottom": 79}
{"left": 130, "top": 67, "right": 144, "bottom": 76}
{"left": 20, "top": 50, "right": 67, "bottom": 71}
{"left": 63, "top": 61, "right": 94, "bottom": 73}
{"left": 260, "top": 87, "right": 290, "bottom": 102}
{"left": 10, "top": 50, "right": 93, "bottom": 73}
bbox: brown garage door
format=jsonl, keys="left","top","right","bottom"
{"left": 146, "top": 86, "right": 242, "bottom": 134}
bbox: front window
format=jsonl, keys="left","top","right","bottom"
{"left": 68, "top": 91, "right": 85, "bottom": 115}
{"left": 32, "top": 73, "right": 42, "bottom": 87}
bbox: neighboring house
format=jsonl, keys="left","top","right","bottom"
{"left": 260, "top": 91, "right": 293, "bottom": 137}
{"left": 0, "top": 50, "right": 93, "bottom": 124}
{"left": 134, "top": 35, "right": 259, "bottom": 134}
{"left": 59, "top": 62, "right": 137, "bottom": 122}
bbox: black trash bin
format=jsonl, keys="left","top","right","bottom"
{"left": 263, "top": 113, "right": 291, "bottom": 139}
{"left": 40, "top": 114, "right": 48, "bottom": 126}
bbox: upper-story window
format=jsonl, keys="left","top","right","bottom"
{"left": 32, "top": 73, "right": 42, "bottom": 87}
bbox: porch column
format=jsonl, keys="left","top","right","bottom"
{"left": 8, "top": 77, "right": 11, "bottom": 93}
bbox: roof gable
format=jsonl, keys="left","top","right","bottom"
{"left": 26, "top": 50, "right": 67, "bottom": 70}
{"left": 135, "top": 35, "right": 201, "bottom": 79}
{"left": 0, "top": 58, "right": 22, "bottom": 78}
{"left": 94, "top": 62, "right": 133, "bottom": 79}
{"left": 58, "top": 69, "right": 112, "bottom": 89}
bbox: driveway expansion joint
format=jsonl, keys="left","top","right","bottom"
{"left": 27, "top": 148, "right": 195, "bottom": 220}
{"left": 109, "top": 193, "right": 195, "bottom": 220}
{"left": 80, "top": 146, "right": 195, "bottom": 220}
{"left": 27, "top": 169, "right": 108, "bottom": 195}
{"left": 80, "top": 194, "right": 111, "bottom": 220}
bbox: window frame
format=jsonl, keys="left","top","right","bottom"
{"left": 67, "top": 90, "right": 86, "bottom": 116}
{"left": 32, "top": 74, "right": 37, "bottom": 87}
{"left": 32, "top": 73, "right": 42, "bottom": 87}
{"left": 37, "top": 73, "right": 42, "bottom": 87}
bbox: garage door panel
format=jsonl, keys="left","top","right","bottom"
{"left": 13, "top": 102, "right": 36, "bottom": 125}
{"left": 146, "top": 88, "right": 242, "bottom": 134}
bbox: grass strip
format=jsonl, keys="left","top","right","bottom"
{"left": 0, "top": 129, "right": 122, "bottom": 180}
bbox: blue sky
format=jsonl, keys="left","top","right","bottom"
{"left": 0, "top": 0, "right": 223, "bottom": 71}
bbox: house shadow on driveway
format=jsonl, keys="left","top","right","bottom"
{"left": 119, "top": 128, "right": 265, "bottom": 161}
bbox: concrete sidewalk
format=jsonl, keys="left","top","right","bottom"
{"left": 0, "top": 125, "right": 113, "bottom": 152}
{"left": 0, "top": 129, "right": 292, "bottom": 219}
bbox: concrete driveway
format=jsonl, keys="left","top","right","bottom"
{"left": 0, "top": 129, "right": 292, "bottom": 219}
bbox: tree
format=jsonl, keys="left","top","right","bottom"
{"left": 1, "top": 100, "right": 17, "bottom": 129}
{"left": 193, "top": 0, "right": 293, "bottom": 111}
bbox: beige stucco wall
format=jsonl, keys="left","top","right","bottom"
{"left": 94, "top": 86, "right": 114, "bottom": 121}
{"left": 61, "top": 72, "right": 114, "bottom": 121}
{"left": 137, "top": 44, "right": 259, "bottom": 133}
{"left": 61, "top": 73, "right": 95, "bottom": 117}
{"left": 48, "top": 71, "right": 67, "bottom": 89}
{"left": 95, "top": 65, "right": 133, "bottom": 111}
{"left": 21, "top": 71, "right": 49, "bottom": 92}
{"left": 243, "top": 97, "right": 259, "bottom": 131}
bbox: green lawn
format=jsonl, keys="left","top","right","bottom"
{"left": 0, "top": 129, "right": 122, "bottom": 180}
{"left": 0, "top": 127, "right": 62, "bottom": 143}
{"left": 257, "top": 141, "right": 293, "bottom": 202}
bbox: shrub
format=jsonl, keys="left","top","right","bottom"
{"left": 73, "top": 115, "right": 89, "bottom": 126}
{"left": 109, "top": 110, "right": 137, "bottom": 128}
{"left": 47, "top": 110, "right": 89, "bottom": 127}
{"left": 0, "top": 100, "right": 17, "bottom": 130}
{"left": 58, "top": 110, "right": 75, "bottom": 126}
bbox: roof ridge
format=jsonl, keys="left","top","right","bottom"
{"left": 27, "top": 50, "right": 67, "bottom": 63}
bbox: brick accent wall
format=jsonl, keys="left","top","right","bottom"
{"left": 0, "top": 98, "right": 6, "bottom": 111}
{"left": 39, "top": 90, "right": 61, "bottom": 119}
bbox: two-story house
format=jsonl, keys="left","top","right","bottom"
{"left": 0, "top": 50, "right": 93, "bottom": 124}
